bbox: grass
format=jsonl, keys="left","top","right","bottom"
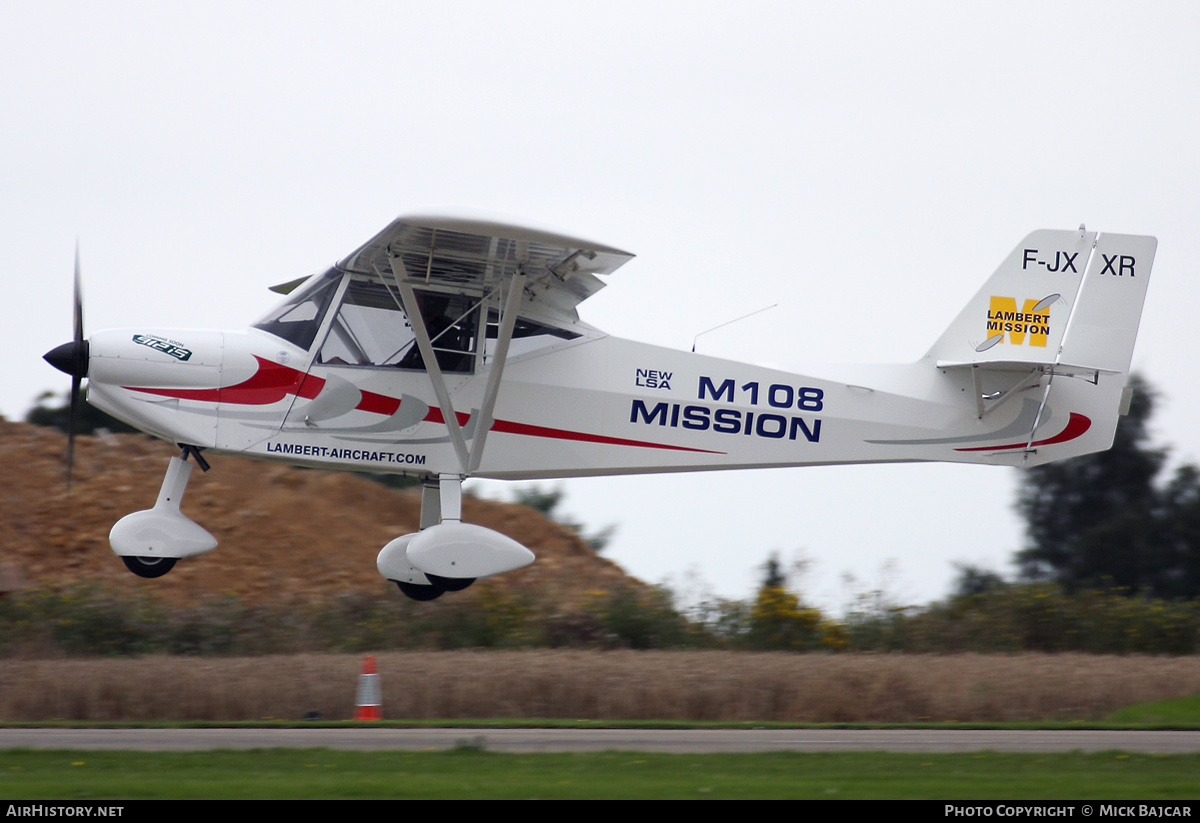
{"left": 1106, "top": 694, "right": 1200, "bottom": 726}
{"left": 1, "top": 749, "right": 1199, "bottom": 799}
{"left": 1, "top": 694, "right": 1198, "bottom": 799}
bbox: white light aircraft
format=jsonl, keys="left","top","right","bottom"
{"left": 44, "top": 214, "right": 1156, "bottom": 600}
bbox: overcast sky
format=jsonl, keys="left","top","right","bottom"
{"left": 5, "top": 1, "right": 1199, "bottom": 612}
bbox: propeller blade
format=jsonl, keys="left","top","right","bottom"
{"left": 66, "top": 375, "right": 80, "bottom": 487}
{"left": 42, "top": 243, "right": 88, "bottom": 487}
{"left": 67, "top": 243, "right": 85, "bottom": 485}
{"left": 73, "top": 242, "right": 84, "bottom": 349}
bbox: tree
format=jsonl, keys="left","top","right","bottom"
{"left": 949, "top": 563, "right": 1007, "bottom": 598}
{"left": 761, "top": 554, "right": 787, "bottom": 589}
{"left": 513, "top": 486, "right": 565, "bottom": 516}
{"left": 1015, "top": 375, "right": 1200, "bottom": 598}
{"left": 746, "top": 552, "right": 826, "bottom": 650}
{"left": 1146, "top": 464, "right": 1200, "bottom": 599}
{"left": 513, "top": 485, "right": 615, "bottom": 553}
{"left": 24, "top": 390, "right": 138, "bottom": 435}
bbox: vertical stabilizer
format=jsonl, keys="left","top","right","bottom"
{"left": 923, "top": 228, "right": 1156, "bottom": 466}
{"left": 926, "top": 228, "right": 1096, "bottom": 366}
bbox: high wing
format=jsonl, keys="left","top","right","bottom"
{"left": 335, "top": 211, "right": 634, "bottom": 319}
{"left": 330, "top": 212, "right": 634, "bottom": 474}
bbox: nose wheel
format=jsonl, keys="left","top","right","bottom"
{"left": 122, "top": 555, "right": 178, "bottom": 579}
{"left": 109, "top": 445, "right": 216, "bottom": 577}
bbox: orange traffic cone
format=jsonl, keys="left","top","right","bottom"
{"left": 355, "top": 655, "right": 381, "bottom": 721}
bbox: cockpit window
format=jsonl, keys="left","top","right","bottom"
{"left": 484, "top": 312, "right": 579, "bottom": 361}
{"left": 252, "top": 268, "right": 340, "bottom": 351}
{"left": 318, "top": 278, "right": 479, "bottom": 373}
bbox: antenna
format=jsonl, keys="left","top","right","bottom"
{"left": 692, "top": 304, "right": 777, "bottom": 352}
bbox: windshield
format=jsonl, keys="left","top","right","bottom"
{"left": 252, "top": 268, "right": 341, "bottom": 351}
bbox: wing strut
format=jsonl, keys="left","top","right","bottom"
{"left": 387, "top": 254, "right": 529, "bottom": 476}
{"left": 469, "top": 268, "right": 527, "bottom": 472}
{"left": 389, "top": 259, "right": 472, "bottom": 473}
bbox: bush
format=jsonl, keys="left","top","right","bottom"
{"left": 2, "top": 579, "right": 1198, "bottom": 658}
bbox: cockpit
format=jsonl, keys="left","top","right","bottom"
{"left": 252, "top": 267, "right": 579, "bottom": 373}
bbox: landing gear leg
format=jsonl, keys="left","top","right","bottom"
{"left": 421, "top": 475, "right": 476, "bottom": 592}
{"left": 109, "top": 445, "right": 217, "bottom": 577}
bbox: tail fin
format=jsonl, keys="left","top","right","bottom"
{"left": 927, "top": 228, "right": 1156, "bottom": 465}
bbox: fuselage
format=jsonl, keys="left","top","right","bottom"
{"left": 78, "top": 218, "right": 1151, "bottom": 481}
{"left": 82, "top": 312, "right": 1108, "bottom": 480}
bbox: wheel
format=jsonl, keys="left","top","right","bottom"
{"left": 395, "top": 581, "right": 444, "bottom": 601}
{"left": 425, "top": 574, "right": 475, "bottom": 592}
{"left": 122, "top": 556, "right": 177, "bottom": 579}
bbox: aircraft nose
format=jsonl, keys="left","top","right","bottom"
{"left": 44, "top": 340, "right": 89, "bottom": 379}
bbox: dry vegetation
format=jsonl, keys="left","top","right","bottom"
{"left": 4, "top": 651, "right": 1200, "bottom": 723}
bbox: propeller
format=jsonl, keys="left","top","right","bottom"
{"left": 42, "top": 244, "right": 90, "bottom": 485}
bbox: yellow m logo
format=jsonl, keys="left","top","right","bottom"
{"left": 985, "top": 297, "right": 1051, "bottom": 347}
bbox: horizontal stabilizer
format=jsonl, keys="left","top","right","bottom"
{"left": 935, "top": 360, "right": 1118, "bottom": 378}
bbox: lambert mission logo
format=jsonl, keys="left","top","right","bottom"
{"left": 978, "top": 295, "right": 1054, "bottom": 351}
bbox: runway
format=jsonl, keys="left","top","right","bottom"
{"left": 2, "top": 728, "right": 1199, "bottom": 754}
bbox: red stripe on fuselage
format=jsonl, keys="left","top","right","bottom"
{"left": 490, "top": 418, "right": 723, "bottom": 454}
{"left": 356, "top": 389, "right": 401, "bottom": 416}
{"left": 954, "top": 412, "right": 1091, "bottom": 452}
{"left": 126, "top": 356, "right": 324, "bottom": 404}
{"left": 128, "top": 359, "right": 723, "bottom": 455}
{"left": 423, "top": 407, "right": 471, "bottom": 426}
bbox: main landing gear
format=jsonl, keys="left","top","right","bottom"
{"left": 376, "top": 474, "right": 534, "bottom": 601}
{"left": 109, "top": 445, "right": 216, "bottom": 578}
{"left": 121, "top": 555, "right": 177, "bottom": 579}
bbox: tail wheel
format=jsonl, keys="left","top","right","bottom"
{"left": 122, "top": 556, "right": 177, "bottom": 579}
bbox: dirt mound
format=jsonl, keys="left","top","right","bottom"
{"left": 0, "top": 420, "right": 640, "bottom": 606}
